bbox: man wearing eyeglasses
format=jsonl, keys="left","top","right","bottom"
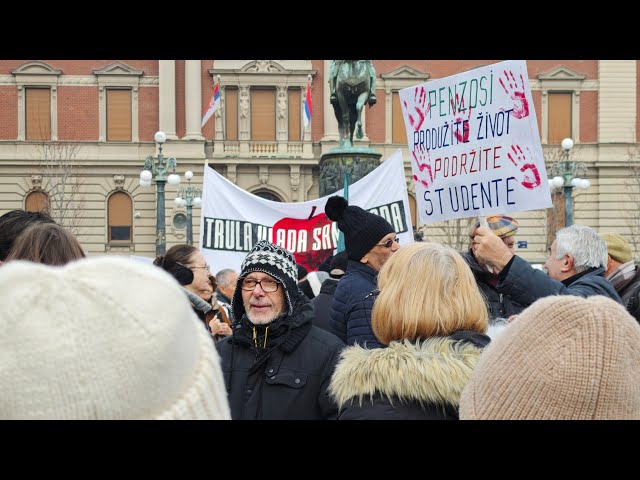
{"left": 325, "top": 196, "right": 400, "bottom": 349}
{"left": 215, "top": 240, "right": 344, "bottom": 420}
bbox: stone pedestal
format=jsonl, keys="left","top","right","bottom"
{"left": 319, "top": 147, "right": 382, "bottom": 197}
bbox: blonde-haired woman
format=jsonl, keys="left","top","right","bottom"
{"left": 329, "top": 242, "right": 490, "bottom": 419}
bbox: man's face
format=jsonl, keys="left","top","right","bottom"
{"left": 544, "top": 240, "right": 569, "bottom": 281}
{"left": 361, "top": 232, "right": 400, "bottom": 272}
{"left": 501, "top": 236, "right": 516, "bottom": 254}
{"left": 241, "top": 271, "right": 286, "bottom": 325}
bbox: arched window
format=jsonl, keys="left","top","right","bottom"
{"left": 108, "top": 192, "right": 132, "bottom": 242}
{"left": 25, "top": 190, "right": 50, "bottom": 213}
{"left": 253, "top": 190, "right": 282, "bottom": 202}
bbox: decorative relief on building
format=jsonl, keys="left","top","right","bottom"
{"left": 113, "top": 174, "right": 125, "bottom": 190}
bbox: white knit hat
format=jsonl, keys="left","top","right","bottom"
{"left": 460, "top": 295, "right": 640, "bottom": 420}
{"left": 0, "top": 257, "right": 231, "bottom": 420}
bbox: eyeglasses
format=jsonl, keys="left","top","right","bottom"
{"left": 191, "top": 264, "right": 211, "bottom": 272}
{"left": 376, "top": 237, "right": 399, "bottom": 249}
{"left": 241, "top": 278, "right": 280, "bottom": 293}
{"left": 177, "top": 261, "right": 210, "bottom": 272}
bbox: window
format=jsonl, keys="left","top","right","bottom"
{"left": 548, "top": 92, "right": 572, "bottom": 144}
{"left": 25, "top": 191, "right": 50, "bottom": 213}
{"left": 288, "top": 88, "right": 301, "bottom": 141}
{"left": 408, "top": 194, "right": 417, "bottom": 229}
{"left": 26, "top": 88, "right": 51, "bottom": 141}
{"left": 251, "top": 89, "right": 276, "bottom": 141}
{"left": 254, "top": 190, "right": 282, "bottom": 202}
{"left": 225, "top": 88, "right": 238, "bottom": 141}
{"left": 108, "top": 192, "right": 132, "bottom": 242}
{"left": 106, "top": 89, "right": 132, "bottom": 142}
{"left": 392, "top": 92, "right": 407, "bottom": 145}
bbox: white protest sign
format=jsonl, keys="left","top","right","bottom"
{"left": 198, "top": 149, "right": 413, "bottom": 273}
{"left": 399, "top": 60, "right": 551, "bottom": 223}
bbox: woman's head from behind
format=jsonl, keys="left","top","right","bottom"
{"left": 6, "top": 223, "right": 85, "bottom": 266}
{"left": 154, "top": 244, "right": 213, "bottom": 301}
{"left": 372, "top": 242, "right": 488, "bottom": 344}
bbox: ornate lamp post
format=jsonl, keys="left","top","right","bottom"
{"left": 547, "top": 138, "right": 590, "bottom": 227}
{"left": 174, "top": 171, "right": 202, "bottom": 245}
{"left": 139, "top": 131, "right": 181, "bottom": 256}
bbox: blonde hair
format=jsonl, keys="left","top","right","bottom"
{"left": 372, "top": 242, "right": 488, "bottom": 344}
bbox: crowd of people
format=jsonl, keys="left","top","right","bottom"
{"left": 1, "top": 202, "right": 639, "bottom": 420}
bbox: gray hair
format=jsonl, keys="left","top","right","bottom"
{"left": 215, "top": 268, "right": 238, "bottom": 289}
{"left": 555, "top": 225, "right": 608, "bottom": 273}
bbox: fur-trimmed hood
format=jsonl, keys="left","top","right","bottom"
{"left": 329, "top": 337, "right": 485, "bottom": 409}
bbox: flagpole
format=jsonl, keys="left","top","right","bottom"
{"left": 336, "top": 170, "right": 350, "bottom": 253}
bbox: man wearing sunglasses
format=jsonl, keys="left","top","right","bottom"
{"left": 215, "top": 240, "right": 344, "bottom": 419}
{"left": 325, "top": 196, "right": 400, "bottom": 349}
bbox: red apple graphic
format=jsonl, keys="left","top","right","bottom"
{"left": 272, "top": 206, "right": 334, "bottom": 272}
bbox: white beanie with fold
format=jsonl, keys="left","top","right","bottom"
{"left": 0, "top": 256, "right": 231, "bottom": 420}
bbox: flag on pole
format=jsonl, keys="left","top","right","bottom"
{"left": 201, "top": 83, "right": 220, "bottom": 128}
{"left": 303, "top": 82, "right": 312, "bottom": 129}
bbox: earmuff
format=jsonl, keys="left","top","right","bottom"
{"left": 171, "top": 262, "right": 194, "bottom": 286}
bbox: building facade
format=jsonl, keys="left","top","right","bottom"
{"left": 0, "top": 60, "right": 638, "bottom": 264}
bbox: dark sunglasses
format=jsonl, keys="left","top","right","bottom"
{"left": 376, "top": 237, "right": 399, "bottom": 249}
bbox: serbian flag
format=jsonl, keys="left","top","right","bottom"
{"left": 303, "top": 82, "right": 312, "bottom": 129}
{"left": 201, "top": 83, "right": 220, "bottom": 128}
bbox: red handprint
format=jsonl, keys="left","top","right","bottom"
{"left": 412, "top": 147, "right": 434, "bottom": 189}
{"left": 507, "top": 145, "right": 541, "bottom": 190}
{"left": 403, "top": 86, "right": 430, "bottom": 131}
{"left": 450, "top": 93, "right": 472, "bottom": 143}
{"left": 499, "top": 70, "right": 529, "bottom": 119}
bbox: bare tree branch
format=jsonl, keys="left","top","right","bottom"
{"left": 33, "top": 141, "right": 86, "bottom": 235}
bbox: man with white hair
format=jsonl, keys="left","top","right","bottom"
{"left": 473, "top": 224, "right": 622, "bottom": 307}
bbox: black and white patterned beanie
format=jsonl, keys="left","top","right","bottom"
{"left": 232, "top": 240, "right": 299, "bottom": 320}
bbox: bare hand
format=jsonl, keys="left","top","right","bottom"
{"left": 507, "top": 314, "right": 518, "bottom": 323}
{"left": 208, "top": 318, "right": 232, "bottom": 337}
{"left": 472, "top": 226, "right": 514, "bottom": 273}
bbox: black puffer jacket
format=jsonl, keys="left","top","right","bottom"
{"left": 329, "top": 331, "right": 490, "bottom": 420}
{"left": 330, "top": 260, "right": 382, "bottom": 348}
{"left": 216, "top": 294, "right": 345, "bottom": 420}
{"left": 462, "top": 249, "right": 525, "bottom": 320}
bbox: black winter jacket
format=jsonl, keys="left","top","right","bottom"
{"left": 498, "top": 256, "right": 622, "bottom": 307}
{"left": 310, "top": 278, "right": 338, "bottom": 332}
{"left": 216, "top": 295, "right": 345, "bottom": 420}
{"left": 462, "top": 249, "right": 525, "bottom": 320}
{"left": 330, "top": 260, "right": 382, "bottom": 348}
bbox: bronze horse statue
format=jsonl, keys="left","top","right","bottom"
{"left": 332, "top": 60, "right": 375, "bottom": 148}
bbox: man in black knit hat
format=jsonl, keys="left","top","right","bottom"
{"left": 325, "top": 196, "right": 399, "bottom": 348}
{"left": 215, "top": 240, "right": 344, "bottom": 419}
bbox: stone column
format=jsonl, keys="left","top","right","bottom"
{"left": 159, "top": 60, "right": 177, "bottom": 140}
{"left": 183, "top": 60, "right": 204, "bottom": 140}
{"left": 322, "top": 60, "right": 339, "bottom": 143}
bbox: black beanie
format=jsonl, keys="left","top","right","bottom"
{"left": 325, "top": 196, "right": 395, "bottom": 262}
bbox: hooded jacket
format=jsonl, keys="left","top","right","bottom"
{"left": 216, "top": 290, "right": 344, "bottom": 420}
{"left": 329, "top": 331, "right": 489, "bottom": 420}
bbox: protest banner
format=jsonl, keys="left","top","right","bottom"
{"left": 198, "top": 149, "right": 413, "bottom": 272}
{"left": 399, "top": 60, "right": 551, "bottom": 224}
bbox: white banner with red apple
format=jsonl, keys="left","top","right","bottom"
{"left": 198, "top": 149, "right": 414, "bottom": 273}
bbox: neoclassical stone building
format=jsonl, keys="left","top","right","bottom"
{"left": 0, "top": 60, "right": 638, "bottom": 263}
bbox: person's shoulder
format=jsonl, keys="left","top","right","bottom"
{"left": 306, "top": 325, "right": 345, "bottom": 349}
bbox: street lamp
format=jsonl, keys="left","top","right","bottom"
{"left": 174, "top": 171, "right": 202, "bottom": 246}
{"left": 547, "top": 138, "right": 590, "bottom": 227}
{"left": 139, "top": 131, "right": 181, "bottom": 256}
